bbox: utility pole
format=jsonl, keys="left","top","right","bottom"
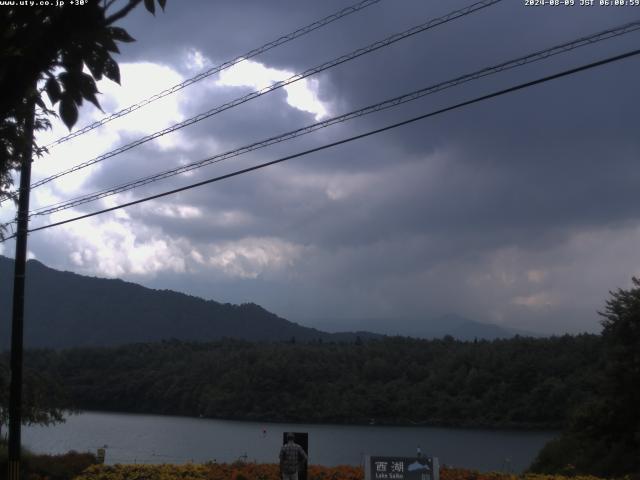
{"left": 8, "top": 88, "right": 36, "bottom": 480}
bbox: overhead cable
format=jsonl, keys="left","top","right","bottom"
{"left": 8, "top": 47, "right": 637, "bottom": 240}
{"left": 23, "top": 0, "right": 502, "bottom": 195}
{"left": 42, "top": 0, "right": 384, "bottom": 150}
{"left": 28, "top": 20, "right": 640, "bottom": 218}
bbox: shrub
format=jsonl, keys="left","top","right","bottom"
{"left": 26, "top": 450, "right": 98, "bottom": 480}
{"left": 0, "top": 449, "right": 98, "bottom": 480}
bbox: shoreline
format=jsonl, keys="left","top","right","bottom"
{"left": 64, "top": 409, "right": 562, "bottom": 433}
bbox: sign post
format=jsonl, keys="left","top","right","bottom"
{"left": 97, "top": 448, "right": 106, "bottom": 464}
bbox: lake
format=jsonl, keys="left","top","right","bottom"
{"left": 23, "top": 412, "right": 557, "bottom": 473}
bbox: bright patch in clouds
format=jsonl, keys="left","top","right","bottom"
{"left": 142, "top": 202, "right": 203, "bottom": 219}
{"left": 206, "top": 237, "right": 305, "bottom": 279}
{"left": 59, "top": 216, "right": 187, "bottom": 277}
{"left": 512, "top": 292, "right": 555, "bottom": 308}
{"left": 527, "top": 269, "right": 546, "bottom": 283}
{"left": 96, "top": 62, "right": 186, "bottom": 149}
{"left": 185, "top": 49, "right": 207, "bottom": 71}
{"left": 35, "top": 62, "right": 186, "bottom": 161}
{"left": 26, "top": 61, "right": 189, "bottom": 226}
{"left": 217, "top": 58, "right": 328, "bottom": 120}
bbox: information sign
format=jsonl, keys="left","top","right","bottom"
{"left": 365, "top": 456, "right": 439, "bottom": 480}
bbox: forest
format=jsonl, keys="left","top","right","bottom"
{"left": 13, "top": 334, "right": 602, "bottom": 429}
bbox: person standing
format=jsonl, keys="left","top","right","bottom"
{"left": 279, "top": 432, "right": 308, "bottom": 480}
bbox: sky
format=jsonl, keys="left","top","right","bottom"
{"left": 2, "top": 0, "right": 640, "bottom": 336}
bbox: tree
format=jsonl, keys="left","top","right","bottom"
{"left": 0, "top": 0, "right": 168, "bottom": 437}
{"left": 0, "top": 0, "right": 167, "bottom": 236}
{"left": 530, "top": 278, "right": 640, "bottom": 477}
{"left": 0, "top": 360, "right": 67, "bottom": 440}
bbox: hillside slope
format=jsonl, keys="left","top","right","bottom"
{"left": 0, "top": 256, "right": 369, "bottom": 348}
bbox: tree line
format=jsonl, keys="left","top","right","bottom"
{"left": 530, "top": 278, "right": 640, "bottom": 477}
{"left": 16, "top": 334, "right": 602, "bottom": 429}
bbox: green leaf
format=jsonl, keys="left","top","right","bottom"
{"left": 59, "top": 96, "right": 78, "bottom": 129}
{"left": 59, "top": 72, "right": 83, "bottom": 103}
{"left": 79, "top": 73, "right": 102, "bottom": 111}
{"left": 144, "top": 0, "right": 155, "bottom": 15}
{"left": 83, "top": 92, "right": 101, "bottom": 111}
{"left": 108, "top": 26, "right": 135, "bottom": 43}
{"left": 78, "top": 72, "right": 99, "bottom": 94}
{"left": 86, "top": 48, "right": 107, "bottom": 81}
{"left": 103, "top": 56, "right": 120, "bottom": 84}
{"left": 97, "top": 32, "right": 120, "bottom": 54}
{"left": 62, "top": 50, "right": 83, "bottom": 73}
{"left": 35, "top": 95, "right": 46, "bottom": 110}
{"left": 45, "top": 78, "right": 61, "bottom": 104}
{"left": 157, "top": 0, "right": 167, "bottom": 10}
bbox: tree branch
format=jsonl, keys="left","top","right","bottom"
{"left": 105, "top": 0, "right": 143, "bottom": 25}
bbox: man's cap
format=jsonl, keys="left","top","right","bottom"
{"left": 286, "top": 432, "right": 295, "bottom": 440}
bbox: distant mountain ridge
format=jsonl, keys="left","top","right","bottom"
{"left": 309, "top": 313, "right": 536, "bottom": 341}
{"left": 0, "top": 256, "right": 377, "bottom": 348}
{"left": 0, "top": 256, "right": 528, "bottom": 349}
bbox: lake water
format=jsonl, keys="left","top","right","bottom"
{"left": 23, "top": 412, "right": 557, "bottom": 473}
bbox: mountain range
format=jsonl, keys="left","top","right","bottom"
{"left": 310, "top": 313, "right": 535, "bottom": 341}
{"left": 0, "top": 256, "right": 529, "bottom": 349}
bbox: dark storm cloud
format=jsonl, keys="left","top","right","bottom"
{"left": 21, "top": 0, "right": 640, "bottom": 336}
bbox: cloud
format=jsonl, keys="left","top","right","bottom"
{"left": 512, "top": 293, "right": 555, "bottom": 309}
{"left": 205, "top": 237, "right": 306, "bottom": 279}
{"left": 7, "top": 0, "right": 640, "bottom": 337}
{"left": 57, "top": 215, "right": 187, "bottom": 278}
{"left": 216, "top": 57, "right": 329, "bottom": 120}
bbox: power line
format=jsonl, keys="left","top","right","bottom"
{"left": 10, "top": 47, "right": 637, "bottom": 240}
{"left": 28, "top": 20, "right": 640, "bottom": 218}
{"left": 29, "top": 0, "right": 501, "bottom": 190}
{"left": 21, "top": 0, "right": 502, "bottom": 196}
{"left": 41, "top": 0, "right": 384, "bottom": 150}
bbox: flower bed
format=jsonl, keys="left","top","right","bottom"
{"left": 73, "top": 463, "right": 609, "bottom": 480}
